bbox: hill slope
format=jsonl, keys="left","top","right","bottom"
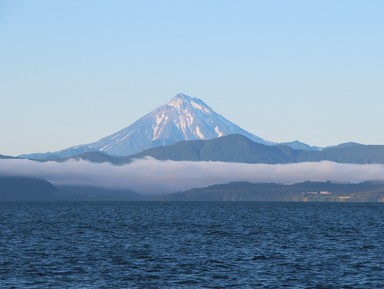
{"left": 131, "top": 134, "right": 298, "bottom": 163}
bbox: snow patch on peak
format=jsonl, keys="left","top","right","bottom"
{"left": 179, "top": 115, "right": 187, "bottom": 139}
{"left": 191, "top": 101, "right": 210, "bottom": 114}
{"left": 185, "top": 111, "right": 194, "bottom": 127}
{"left": 100, "top": 144, "right": 113, "bottom": 151}
{"left": 153, "top": 113, "right": 168, "bottom": 140}
{"left": 195, "top": 126, "right": 204, "bottom": 139}
{"left": 167, "top": 98, "right": 183, "bottom": 110}
{"left": 117, "top": 132, "right": 132, "bottom": 143}
{"left": 215, "top": 126, "right": 223, "bottom": 137}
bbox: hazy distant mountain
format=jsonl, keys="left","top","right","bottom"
{"left": 0, "top": 176, "right": 88, "bottom": 201}
{"left": 56, "top": 151, "right": 123, "bottom": 164}
{"left": 0, "top": 176, "right": 143, "bottom": 201}
{"left": 19, "top": 146, "right": 97, "bottom": 161}
{"left": 0, "top": 155, "right": 17, "bottom": 159}
{"left": 58, "top": 185, "right": 144, "bottom": 201}
{"left": 297, "top": 143, "right": 384, "bottom": 163}
{"left": 21, "top": 93, "right": 318, "bottom": 160}
{"left": 280, "top": 140, "right": 321, "bottom": 151}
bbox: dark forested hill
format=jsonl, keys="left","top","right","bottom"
{"left": 156, "top": 181, "right": 384, "bottom": 202}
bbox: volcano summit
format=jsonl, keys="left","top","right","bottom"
{"left": 22, "top": 93, "right": 320, "bottom": 160}
{"left": 29, "top": 93, "right": 270, "bottom": 158}
{"left": 87, "top": 93, "right": 270, "bottom": 156}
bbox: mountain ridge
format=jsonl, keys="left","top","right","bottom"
{"left": 35, "top": 134, "right": 384, "bottom": 165}
{"left": 130, "top": 134, "right": 384, "bottom": 164}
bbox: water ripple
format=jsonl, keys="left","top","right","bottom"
{"left": 0, "top": 202, "right": 384, "bottom": 288}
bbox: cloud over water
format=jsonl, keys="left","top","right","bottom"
{"left": 1, "top": 158, "right": 384, "bottom": 194}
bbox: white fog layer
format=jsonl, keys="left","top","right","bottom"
{"left": 1, "top": 158, "right": 384, "bottom": 194}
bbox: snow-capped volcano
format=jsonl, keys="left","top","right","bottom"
{"left": 86, "top": 93, "right": 270, "bottom": 156}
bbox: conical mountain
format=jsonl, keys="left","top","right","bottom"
{"left": 87, "top": 93, "right": 270, "bottom": 156}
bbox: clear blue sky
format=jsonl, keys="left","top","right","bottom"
{"left": 1, "top": 0, "right": 383, "bottom": 156}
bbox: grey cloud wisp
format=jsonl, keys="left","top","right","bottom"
{"left": 1, "top": 158, "right": 384, "bottom": 194}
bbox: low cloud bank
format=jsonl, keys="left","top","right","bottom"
{"left": 1, "top": 158, "right": 384, "bottom": 194}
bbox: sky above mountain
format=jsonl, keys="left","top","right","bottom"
{"left": 1, "top": 1, "right": 383, "bottom": 156}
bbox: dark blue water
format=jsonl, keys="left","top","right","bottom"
{"left": 1, "top": 202, "right": 384, "bottom": 288}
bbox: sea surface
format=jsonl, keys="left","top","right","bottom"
{"left": 1, "top": 202, "right": 384, "bottom": 288}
